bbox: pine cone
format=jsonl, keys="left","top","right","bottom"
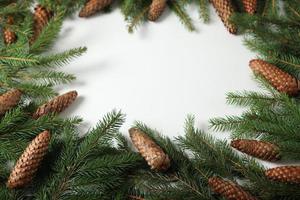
{"left": 0, "top": 89, "right": 22, "bottom": 115}
{"left": 208, "top": 177, "right": 258, "bottom": 200}
{"left": 79, "top": 0, "right": 113, "bottom": 18}
{"left": 3, "top": 16, "right": 17, "bottom": 44}
{"left": 129, "top": 128, "right": 170, "bottom": 171}
{"left": 249, "top": 59, "right": 300, "bottom": 96}
{"left": 148, "top": 0, "right": 167, "bottom": 21}
{"left": 32, "top": 90, "right": 78, "bottom": 119}
{"left": 7, "top": 130, "right": 51, "bottom": 189}
{"left": 211, "top": 0, "right": 237, "bottom": 34}
{"left": 30, "top": 5, "right": 53, "bottom": 44}
{"left": 265, "top": 166, "right": 300, "bottom": 184}
{"left": 231, "top": 139, "right": 281, "bottom": 161}
{"left": 242, "top": 0, "right": 257, "bottom": 14}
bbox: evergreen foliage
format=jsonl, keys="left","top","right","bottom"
{"left": 211, "top": 1, "right": 300, "bottom": 163}
{"left": 0, "top": 0, "right": 299, "bottom": 199}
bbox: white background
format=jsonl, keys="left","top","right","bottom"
{"left": 53, "top": 5, "right": 260, "bottom": 143}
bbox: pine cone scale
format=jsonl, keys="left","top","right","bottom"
{"left": 242, "top": 0, "right": 257, "bottom": 14}
{"left": 148, "top": 0, "right": 167, "bottom": 21}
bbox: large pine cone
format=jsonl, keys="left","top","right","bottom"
{"left": 265, "top": 166, "right": 300, "bottom": 184}
{"left": 249, "top": 59, "right": 300, "bottom": 96}
{"left": 3, "top": 16, "right": 17, "bottom": 44}
{"left": 79, "top": 0, "right": 113, "bottom": 18}
{"left": 129, "top": 128, "right": 170, "bottom": 171}
{"left": 30, "top": 5, "right": 53, "bottom": 44}
{"left": 0, "top": 89, "right": 22, "bottom": 115}
{"left": 208, "top": 177, "right": 257, "bottom": 200}
{"left": 32, "top": 90, "right": 78, "bottom": 119}
{"left": 242, "top": 0, "right": 257, "bottom": 14}
{"left": 231, "top": 139, "right": 281, "bottom": 161}
{"left": 148, "top": 0, "right": 167, "bottom": 21}
{"left": 210, "top": 0, "right": 237, "bottom": 34}
{"left": 7, "top": 131, "right": 51, "bottom": 189}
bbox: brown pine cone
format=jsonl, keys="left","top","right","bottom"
{"left": 79, "top": 0, "right": 113, "bottom": 18}
{"left": 7, "top": 130, "right": 51, "bottom": 189}
{"left": 211, "top": 0, "right": 237, "bottom": 34}
{"left": 129, "top": 128, "right": 170, "bottom": 171}
{"left": 32, "top": 90, "right": 78, "bottom": 119}
{"left": 231, "top": 139, "right": 281, "bottom": 161}
{"left": 30, "top": 5, "right": 53, "bottom": 44}
{"left": 208, "top": 177, "right": 258, "bottom": 200}
{"left": 242, "top": 0, "right": 257, "bottom": 14}
{"left": 265, "top": 166, "right": 300, "bottom": 184}
{"left": 148, "top": 0, "right": 167, "bottom": 21}
{"left": 249, "top": 59, "right": 300, "bottom": 96}
{"left": 3, "top": 16, "right": 17, "bottom": 44}
{"left": 0, "top": 89, "right": 22, "bottom": 115}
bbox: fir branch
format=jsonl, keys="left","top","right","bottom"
{"left": 262, "top": 0, "right": 280, "bottom": 17}
{"left": 76, "top": 110, "right": 126, "bottom": 160}
{"left": 168, "top": 0, "right": 195, "bottom": 32}
{"left": 127, "top": 6, "right": 149, "bottom": 34}
{"left": 29, "top": 12, "right": 64, "bottom": 54}
{"left": 284, "top": 0, "right": 300, "bottom": 21}
{"left": 132, "top": 122, "right": 213, "bottom": 199}
{"left": 34, "top": 110, "right": 130, "bottom": 200}
{"left": 197, "top": 0, "right": 210, "bottom": 23}
{"left": 225, "top": 91, "right": 282, "bottom": 108}
{"left": 0, "top": 54, "right": 38, "bottom": 67}
{"left": 30, "top": 71, "right": 75, "bottom": 85}
{"left": 38, "top": 47, "right": 87, "bottom": 68}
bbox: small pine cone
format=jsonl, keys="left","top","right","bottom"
{"left": 211, "top": 0, "right": 237, "bottom": 34}
{"left": 129, "top": 128, "right": 170, "bottom": 171}
{"left": 265, "top": 166, "right": 300, "bottom": 184}
{"left": 231, "top": 139, "right": 281, "bottom": 161}
{"left": 32, "top": 90, "right": 78, "bottom": 119}
{"left": 3, "top": 16, "right": 17, "bottom": 44}
{"left": 242, "top": 0, "right": 257, "bottom": 14}
{"left": 79, "top": 0, "right": 113, "bottom": 18}
{"left": 208, "top": 177, "right": 258, "bottom": 200}
{"left": 7, "top": 130, "right": 51, "bottom": 189}
{"left": 148, "top": 0, "right": 167, "bottom": 21}
{"left": 0, "top": 89, "right": 22, "bottom": 115}
{"left": 3, "top": 28, "right": 17, "bottom": 44}
{"left": 30, "top": 5, "right": 53, "bottom": 44}
{"left": 249, "top": 59, "right": 300, "bottom": 96}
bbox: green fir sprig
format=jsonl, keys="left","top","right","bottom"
{"left": 0, "top": 0, "right": 299, "bottom": 199}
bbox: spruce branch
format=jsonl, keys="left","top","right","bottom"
{"left": 38, "top": 47, "right": 87, "bottom": 68}
{"left": 127, "top": 6, "right": 149, "bottom": 34}
{"left": 262, "top": 0, "right": 280, "bottom": 17}
{"left": 226, "top": 91, "right": 282, "bottom": 108}
{"left": 197, "top": 0, "right": 210, "bottom": 23}
{"left": 168, "top": 0, "right": 195, "bottom": 32}
{"left": 29, "top": 12, "right": 63, "bottom": 54}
